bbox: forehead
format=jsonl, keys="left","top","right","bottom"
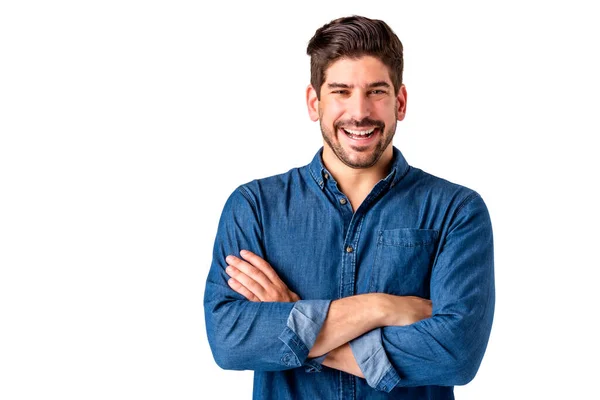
{"left": 324, "top": 56, "right": 392, "bottom": 85}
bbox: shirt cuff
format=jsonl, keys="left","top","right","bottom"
{"left": 304, "top": 353, "right": 328, "bottom": 373}
{"left": 278, "top": 300, "right": 331, "bottom": 369}
{"left": 349, "top": 328, "right": 401, "bottom": 393}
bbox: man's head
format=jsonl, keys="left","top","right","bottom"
{"left": 306, "top": 16, "right": 407, "bottom": 170}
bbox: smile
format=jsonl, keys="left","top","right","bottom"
{"left": 341, "top": 127, "right": 377, "bottom": 139}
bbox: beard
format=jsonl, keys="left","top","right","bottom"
{"left": 320, "top": 114, "right": 397, "bottom": 169}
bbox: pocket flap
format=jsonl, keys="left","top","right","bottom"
{"left": 378, "top": 228, "right": 438, "bottom": 247}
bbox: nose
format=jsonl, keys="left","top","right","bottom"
{"left": 348, "top": 93, "right": 370, "bottom": 121}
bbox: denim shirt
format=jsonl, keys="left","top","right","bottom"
{"left": 204, "top": 147, "right": 495, "bottom": 400}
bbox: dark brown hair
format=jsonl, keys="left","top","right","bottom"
{"left": 306, "top": 15, "right": 404, "bottom": 99}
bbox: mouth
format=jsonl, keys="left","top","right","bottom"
{"left": 340, "top": 127, "right": 379, "bottom": 140}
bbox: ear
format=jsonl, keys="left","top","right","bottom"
{"left": 396, "top": 84, "right": 407, "bottom": 121}
{"left": 306, "top": 84, "right": 320, "bottom": 122}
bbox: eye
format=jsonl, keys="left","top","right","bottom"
{"left": 332, "top": 90, "right": 350, "bottom": 95}
{"left": 369, "top": 89, "right": 387, "bottom": 95}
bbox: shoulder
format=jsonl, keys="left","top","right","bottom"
{"left": 403, "top": 166, "right": 489, "bottom": 217}
{"left": 403, "top": 167, "right": 493, "bottom": 238}
{"left": 410, "top": 166, "right": 480, "bottom": 199}
{"left": 236, "top": 165, "right": 308, "bottom": 198}
{"left": 218, "top": 167, "right": 304, "bottom": 226}
{"left": 220, "top": 165, "right": 308, "bottom": 212}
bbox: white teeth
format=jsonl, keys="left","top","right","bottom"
{"left": 343, "top": 128, "right": 375, "bottom": 135}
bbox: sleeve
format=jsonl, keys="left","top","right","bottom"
{"left": 203, "top": 186, "right": 331, "bottom": 371}
{"left": 350, "top": 193, "right": 495, "bottom": 390}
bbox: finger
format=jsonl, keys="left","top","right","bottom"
{"left": 227, "top": 277, "right": 261, "bottom": 302}
{"left": 239, "top": 250, "right": 282, "bottom": 285}
{"left": 226, "top": 255, "right": 273, "bottom": 290}
{"left": 225, "top": 264, "right": 267, "bottom": 301}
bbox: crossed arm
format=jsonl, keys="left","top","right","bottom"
{"left": 225, "top": 250, "right": 432, "bottom": 378}
{"left": 205, "top": 188, "right": 494, "bottom": 389}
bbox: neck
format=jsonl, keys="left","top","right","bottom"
{"left": 322, "top": 146, "right": 393, "bottom": 211}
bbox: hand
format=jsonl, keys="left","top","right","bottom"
{"left": 225, "top": 250, "right": 301, "bottom": 302}
{"left": 381, "top": 294, "right": 432, "bottom": 326}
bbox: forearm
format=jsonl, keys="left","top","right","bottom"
{"left": 206, "top": 289, "right": 332, "bottom": 371}
{"left": 305, "top": 292, "right": 432, "bottom": 392}
{"left": 381, "top": 294, "right": 494, "bottom": 387}
{"left": 206, "top": 294, "right": 291, "bottom": 370}
{"left": 322, "top": 344, "right": 364, "bottom": 378}
{"left": 308, "top": 292, "right": 430, "bottom": 358}
{"left": 307, "top": 293, "right": 386, "bottom": 358}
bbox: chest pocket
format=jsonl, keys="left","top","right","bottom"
{"left": 369, "top": 228, "right": 439, "bottom": 297}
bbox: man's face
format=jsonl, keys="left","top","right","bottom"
{"left": 308, "top": 55, "right": 406, "bottom": 169}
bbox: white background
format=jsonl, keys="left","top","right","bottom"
{"left": 1, "top": 1, "right": 599, "bottom": 399}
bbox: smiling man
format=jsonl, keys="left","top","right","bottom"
{"left": 314, "top": 56, "right": 404, "bottom": 170}
{"left": 204, "top": 15, "right": 495, "bottom": 400}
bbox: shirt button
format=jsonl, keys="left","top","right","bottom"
{"left": 346, "top": 246, "right": 353, "bottom": 253}
{"left": 324, "top": 173, "right": 329, "bottom": 180}
{"left": 339, "top": 198, "right": 347, "bottom": 205}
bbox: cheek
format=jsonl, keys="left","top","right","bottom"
{"left": 374, "top": 102, "right": 398, "bottom": 122}
{"left": 321, "top": 101, "right": 345, "bottom": 125}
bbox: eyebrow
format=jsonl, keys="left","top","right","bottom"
{"left": 327, "top": 81, "right": 391, "bottom": 89}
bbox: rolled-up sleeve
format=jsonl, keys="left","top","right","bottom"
{"left": 204, "top": 187, "right": 331, "bottom": 371}
{"left": 280, "top": 300, "right": 331, "bottom": 370}
{"left": 349, "top": 328, "right": 400, "bottom": 392}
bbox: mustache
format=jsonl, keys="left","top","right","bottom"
{"left": 334, "top": 118, "right": 384, "bottom": 130}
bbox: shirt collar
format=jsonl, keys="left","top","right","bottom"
{"left": 307, "top": 146, "right": 410, "bottom": 190}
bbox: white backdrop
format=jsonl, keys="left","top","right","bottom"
{"left": 1, "top": 1, "right": 599, "bottom": 399}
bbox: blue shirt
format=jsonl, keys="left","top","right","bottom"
{"left": 204, "top": 147, "right": 495, "bottom": 399}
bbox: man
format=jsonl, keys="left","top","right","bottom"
{"left": 204, "top": 15, "right": 494, "bottom": 399}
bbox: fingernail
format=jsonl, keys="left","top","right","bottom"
{"left": 226, "top": 266, "right": 233, "bottom": 274}
{"left": 226, "top": 255, "right": 233, "bottom": 263}
{"left": 240, "top": 250, "right": 248, "bottom": 256}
